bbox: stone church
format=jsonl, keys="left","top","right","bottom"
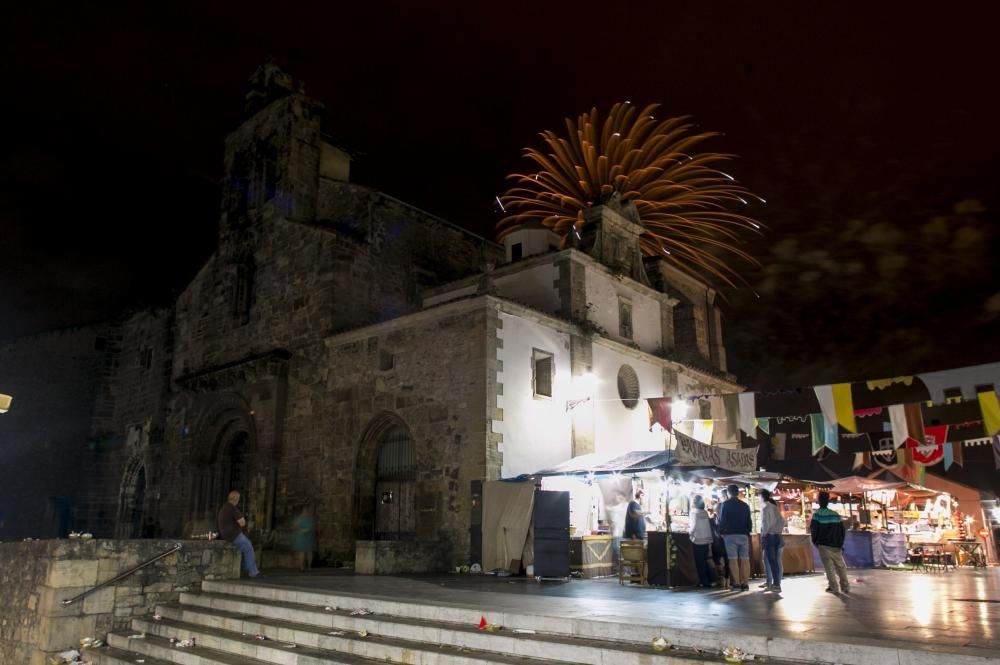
{"left": 0, "top": 65, "right": 739, "bottom": 572}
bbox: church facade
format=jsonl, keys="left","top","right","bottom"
{"left": 0, "top": 66, "right": 739, "bottom": 572}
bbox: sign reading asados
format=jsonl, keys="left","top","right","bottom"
{"left": 674, "top": 431, "right": 758, "bottom": 474}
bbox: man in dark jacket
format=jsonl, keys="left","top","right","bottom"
{"left": 717, "top": 484, "right": 752, "bottom": 591}
{"left": 811, "top": 491, "right": 848, "bottom": 594}
{"left": 218, "top": 490, "right": 260, "bottom": 578}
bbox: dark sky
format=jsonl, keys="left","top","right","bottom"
{"left": 3, "top": 1, "right": 999, "bottom": 390}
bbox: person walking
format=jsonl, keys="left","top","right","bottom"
{"left": 717, "top": 484, "right": 752, "bottom": 591}
{"left": 218, "top": 490, "right": 260, "bottom": 578}
{"left": 688, "top": 495, "right": 717, "bottom": 588}
{"left": 811, "top": 491, "right": 849, "bottom": 595}
{"left": 759, "top": 488, "right": 785, "bottom": 592}
{"left": 291, "top": 505, "right": 316, "bottom": 571}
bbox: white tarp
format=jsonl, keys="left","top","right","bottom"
{"left": 481, "top": 481, "right": 535, "bottom": 573}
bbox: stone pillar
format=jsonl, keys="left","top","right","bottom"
{"left": 569, "top": 334, "right": 595, "bottom": 457}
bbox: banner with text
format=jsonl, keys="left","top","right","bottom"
{"left": 674, "top": 431, "right": 759, "bottom": 474}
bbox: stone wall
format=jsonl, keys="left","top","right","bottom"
{"left": 0, "top": 539, "right": 239, "bottom": 665}
{"left": 288, "top": 298, "right": 491, "bottom": 569}
{"left": 78, "top": 309, "right": 174, "bottom": 539}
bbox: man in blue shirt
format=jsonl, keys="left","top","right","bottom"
{"left": 717, "top": 484, "right": 751, "bottom": 591}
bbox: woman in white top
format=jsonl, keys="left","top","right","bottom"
{"left": 759, "top": 488, "right": 785, "bottom": 592}
{"left": 688, "top": 495, "right": 717, "bottom": 588}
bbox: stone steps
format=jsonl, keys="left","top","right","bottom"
{"left": 195, "top": 579, "right": 1000, "bottom": 665}
{"left": 94, "top": 631, "right": 381, "bottom": 665}
{"left": 163, "top": 594, "right": 682, "bottom": 665}
{"left": 129, "top": 613, "right": 573, "bottom": 665}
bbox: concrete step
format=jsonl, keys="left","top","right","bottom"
{"left": 99, "top": 631, "right": 381, "bottom": 665}
{"left": 199, "top": 579, "right": 1000, "bottom": 665}
{"left": 86, "top": 643, "right": 178, "bottom": 665}
{"left": 133, "top": 613, "right": 578, "bottom": 665}
{"left": 167, "top": 594, "right": 692, "bottom": 665}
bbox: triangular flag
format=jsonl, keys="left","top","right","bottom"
{"left": 905, "top": 402, "right": 925, "bottom": 447}
{"left": 757, "top": 417, "right": 770, "bottom": 435}
{"left": 993, "top": 434, "right": 1000, "bottom": 471}
{"left": 809, "top": 414, "right": 827, "bottom": 454}
{"left": 978, "top": 390, "right": 1000, "bottom": 437}
{"left": 943, "top": 441, "right": 954, "bottom": 470}
{"left": 814, "top": 385, "right": 837, "bottom": 430}
{"left": 832, "top": 383, "right": 857, "bottom": 432}
{"left": 953, "top": 440, "right": 964, "bottom": 467}
{"left": 738, "top": 392, "right": 756, "bottom": 440}
{"left": 852, "top": 452, "right": 865, "bottom": 470}
{"left": 888, "top": 404, "right": 908, "bottom": 449}
{"left": 647, "top": 398, "right": 672, "bottom": 432}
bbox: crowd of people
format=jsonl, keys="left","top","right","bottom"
{"left": 683, "top": 485, "right": 849, "bottom": 594}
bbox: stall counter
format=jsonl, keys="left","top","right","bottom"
{"left": 569, "top": 535, "right": 615, "bottom": 578}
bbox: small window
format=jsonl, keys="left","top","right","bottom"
{"left": 511, "top": 242, "right": 523, "bottom": 262}
{"left": 532, "top": 349, "right": 554, "bottom": 399}
{"left": 139, "top": 347, "right": 153, "bottom": 371}
{"left": 233, "top": 263, "right": 255, "bottom": 326}
{"left": 379, "top": 350, "right": 395, "bottom": 371}
{"left": 619, "top": 298, "right": 633, "bottom": 339}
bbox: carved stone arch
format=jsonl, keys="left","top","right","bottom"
{"left": 115, "top": 453, "right": 148, "bottom": 539}
{"left": 188, "top": 392, "right": 259, "bottom": 532}
{"left": 353, "top": 412, "right": 416, "bottom": 541}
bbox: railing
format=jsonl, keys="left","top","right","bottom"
{"left": 61, "top": 542, "right": 183, "bottom": 606}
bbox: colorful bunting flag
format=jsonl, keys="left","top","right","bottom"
{"left": 888, "top": 404, "right": 908, "bottom": 449}
{"left": 647, "top": 398, "right": 672, "bottom": 432}
{"left": 738, "top": 392, "right": 756, "bottom": 440}
{"left": 757, "top": 417, "right": 771, "bottom": 434}
{"left": 993, "top": 434, "right": 1000, "bottom": 471}
{"left": 943, "top": 442, "right": 954, "bottom": 470}
{"left": 832, "top": 383, "right": 857, "bottom": 432}
{"left": 978, "top": 390, "right": 1000, "bottom": 437}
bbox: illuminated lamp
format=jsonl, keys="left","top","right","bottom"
{"left": 980, "top": 528, "right": 991, "bottom": 539}
{"left": 0, "top": 394, "right": 11, "bottom": 414}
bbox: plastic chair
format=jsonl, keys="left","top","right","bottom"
{"left": 619, "top": 540, "right": 647, "bottom": 586}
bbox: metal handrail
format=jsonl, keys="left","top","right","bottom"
{"left": 61, "top": 542, "right": 183, "bottom": 605}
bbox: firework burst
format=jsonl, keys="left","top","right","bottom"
{"left": 497, "top": 102, "right": 764, "bottom": 286}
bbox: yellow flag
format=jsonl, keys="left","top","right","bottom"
{"left": 978, "top": 390, "right": 1000, "bottom": 437}
{"left": 832, "top": 383, "right": 856, "bottom": 433}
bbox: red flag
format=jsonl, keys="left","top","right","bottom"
{"left": 647, "top": 398, "right": 672, "bottom": 432}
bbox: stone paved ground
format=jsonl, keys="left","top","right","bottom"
{"left": 248, "top": 567, "right": 1000, "bottom": 655}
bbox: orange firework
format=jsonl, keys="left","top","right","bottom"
{"left": 498, "top": 102, "right": 764, "bottom": 286}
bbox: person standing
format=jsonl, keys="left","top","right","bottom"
{"left": 291, "top": 505, "right": 316, "bottom": 571}
{"left": 218, "top": 490, "right": 260, "bottom": 578}
{"left": 811, "top": 491, "right": 849, "bottom": 595}
{"left": 759, "top": 489, "right": 785, "bottom": 592}
{"left": 688, "top": 495, "right": 717, "bottom": 588}
{"left": 709, "top": 498, "right": 730, "bottom": 589}
{"left": 717, "top": 484, "right": 751, "bottom": 591}
{"left": 623, "top": 489, "right": 647, "bottom": 540}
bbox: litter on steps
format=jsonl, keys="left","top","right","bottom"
{"left": 722, "top": 646, "right": 755, "bottom": 663}
{"left": 350, "top": 607, "right": 374, "bottom": 616}
{"left": 651, "top": 636, "right": 671, "bottom": 651}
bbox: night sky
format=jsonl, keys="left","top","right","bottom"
{"left": 4, "top": 2, "right": 999, "bottom": 390}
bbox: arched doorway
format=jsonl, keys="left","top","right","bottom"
{"left": 189, "top": 394, "right": 257, "bottom": 532}
{"left": 116, "top": 460, "right": 146, "bottom": 539}
{"left": 374, "top": 425, "right": 416, "bottom": 540}
{"left": 354, "top": 414, "right": 417, "bottom": 542}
